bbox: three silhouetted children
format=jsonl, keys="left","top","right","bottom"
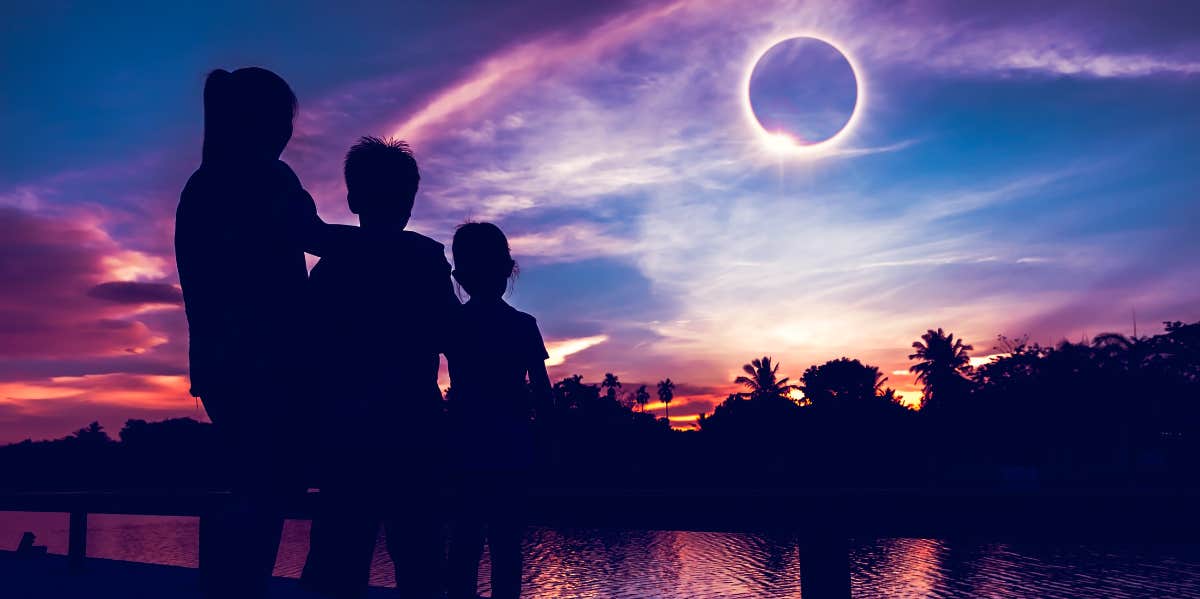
{"left": 299, "top": 137, "right": 549, "bottom": 599}
{"left": 181, "top": 66, "right": 549, "bottom": 599}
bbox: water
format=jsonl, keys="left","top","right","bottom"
{"left": 3, "top": 512, "right": 1200, "bottom": 597}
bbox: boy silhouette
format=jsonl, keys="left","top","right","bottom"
{"left": 301, "top": 137, "right": 457, "bottom": 599}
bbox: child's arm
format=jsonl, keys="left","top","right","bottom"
{"left": 435, "top": 249, "right": 461, "bottom": 312}
{"left": 528, "top": 360, "right": 554, "bottom": 419}
{"left": 525, "top": 315, "right": 553, "bottom": 419}
{"left": 275, "top": 160, "right": 357, "bottom": 257}
{"left": 288, "top": 186, "right": 358, "bottom": 257}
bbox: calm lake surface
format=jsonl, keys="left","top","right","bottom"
{"left": 3, "top": 511, "right": 1200, "bottom": 598}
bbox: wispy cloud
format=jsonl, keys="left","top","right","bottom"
{"left": 509, "top": 223, "right": 634, "bottom": 264}
{"left": 990, "top": 49, "right": 1200, "bottom": 78}
{"left": 847, "top": 2, "right": 1200, "bottom": 79}
{"left": 546, "top": 334, "right": 609, "bottom": 367}
{"left": 390, "top": 2, "right": 685, "bottom": 144}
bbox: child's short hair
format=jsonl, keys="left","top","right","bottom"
{"left": 344, "top": 136, "right": 419, "bottom": 215}
{"left": 452, "top": 222, "right": 517, "bottom": 280}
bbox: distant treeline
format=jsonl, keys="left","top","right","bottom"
{"left": 3, "top": 320, "right": 1198, "bottom": 491}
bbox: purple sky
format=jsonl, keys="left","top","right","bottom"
{"left": 2, "top": 0, "right": 1199, "bottom": 441}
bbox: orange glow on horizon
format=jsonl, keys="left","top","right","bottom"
{"left": 893, "top": 389, "right": 922, "bottom": 409}
{"left": 969, "top": 353, "right": 1008, "bottom": 368}
{"left": 0, "top": 374, "right": 194, "bottom": 412}
{"left": 668, "top": 413, "right": 700, "bottom": 430}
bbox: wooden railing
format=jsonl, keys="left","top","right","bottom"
{"left": 3, "top": 487, "right": 1199, "bottom": 598}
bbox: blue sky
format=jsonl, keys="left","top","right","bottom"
{"left": 1, "top": 0, "right": 1198, "bottom": 439}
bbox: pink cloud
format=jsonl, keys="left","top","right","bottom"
{"left": 0, "top": 206, "right": 179, "bottom": 360}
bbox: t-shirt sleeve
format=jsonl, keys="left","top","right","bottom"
{"left": 411, "top": 234, "right": 459, "bottom": 356}
{"left": 526, "top": 316, "right": 550, "bottom": 363}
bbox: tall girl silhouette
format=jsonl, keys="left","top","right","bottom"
{"left": 175, "top": 67, "right": 352, "bottom": 598}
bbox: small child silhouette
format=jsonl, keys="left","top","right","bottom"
{"left": 445, "top": 222, "right": 553, "bottom": 599}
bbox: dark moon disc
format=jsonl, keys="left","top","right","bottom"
{"left": 748, "top": 36, "right": 858, "bottom": 147}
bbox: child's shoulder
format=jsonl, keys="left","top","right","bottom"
{"left": 397, "top": 230, "right": 445, "bottom": 253}
{"left": 270, "top": 159, "right": 302, "bottom": 186}
{"left": 501, "top": 305, "right": 545, "bottom": 355}
{"left": 179, "top": 166, "right": 226, "bottom": 216}
{"left": 392, "top": 230, "right": 449, "bottom": 268}
{"left": 501, "top": 302, "right": 539, "bottom": 327}
{"left": 181, "top": 164, "right": 219, "bottom": 198}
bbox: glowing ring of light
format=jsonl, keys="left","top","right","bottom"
{"left": 742, "top": 33, "right": 864, "bottom": 156}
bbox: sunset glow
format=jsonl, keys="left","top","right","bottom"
{"left": 2, "top": 1, "right": 1198, "bottom": 442}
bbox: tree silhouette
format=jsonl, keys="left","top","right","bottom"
{"left": 601, "top": 372, "right": 622, "bottom": 403}
{"left": 70, "top": 421, "right": 111, "bottom": 445}
{"left": 909, "top": 328, "right": 973, "bottom": 411}
{"left": 634, "top": 385, "right": 651, "bottom": 412}
{"left": 6, "top": 318, "right": 1200, "bottom": 493}
{"left": 735, "top": 356, "right": 797, "bottom": 402}
{"left": 801, "top": 358, "right": 891, "bottom": 408}
{"left": 1091, "top": 331, "right": 1155, "bottom": 373}
{"left": 657, "top": 378, "right": 675, "bottom": 420}
{"left": 552, "top": 374, "right": 599, "bottom": 410}
{"left": 1161, "top": 320, "right": 1200, "bottom": 382}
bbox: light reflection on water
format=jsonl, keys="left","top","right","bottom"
{"left": 3, "top": 512, "right": 1200, "bottom": 598}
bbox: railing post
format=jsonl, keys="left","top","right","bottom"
{"left": 68, "top": 510, "right": 87, "bottom": 572}
{"left": 799, "top": 534, "right": 851, "bottom": 599}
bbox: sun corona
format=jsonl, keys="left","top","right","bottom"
{"left": 744, "top": 34, "right": 864, "bottom": 156}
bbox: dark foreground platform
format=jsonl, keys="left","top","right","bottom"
{"left": 0, "top": 550, "right": 396, "bottom": 599}
{"left": 3, "top": 488, "right": 1199, "bottom": 598}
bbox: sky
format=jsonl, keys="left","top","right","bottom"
{"left": 1, "top": 0, "right": 1198, "bottom": 442}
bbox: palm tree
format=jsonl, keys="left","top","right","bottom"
{"left": 601, "top": 372, "right": 622, "bottom": 402}
{"left": 657, "top": 378, "right": 675, "bottom": 420}
{"left": 634, "top": 385, "right": 651, "bottom": 412}
{"left": 1092, "top": 332, "right": 1153, "bottom": 372}
{"left": 909, "top": 328, "right": 973, "bottom": 411}
{"left": 734, "top": 356, "right": 797, "bottom": 402}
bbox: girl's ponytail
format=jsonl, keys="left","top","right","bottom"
{"left": 201, "top": 69, "right": 234, "bottom": 163}
{"left": 204, "top": 69, "right": 232, "bottom": 106}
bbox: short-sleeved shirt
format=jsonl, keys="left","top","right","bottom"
{"left": 308, "top": 228, "right": 457, "bottom": 436}
{"left": 445, "top": 298, "right": 549, "bottom": 468}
